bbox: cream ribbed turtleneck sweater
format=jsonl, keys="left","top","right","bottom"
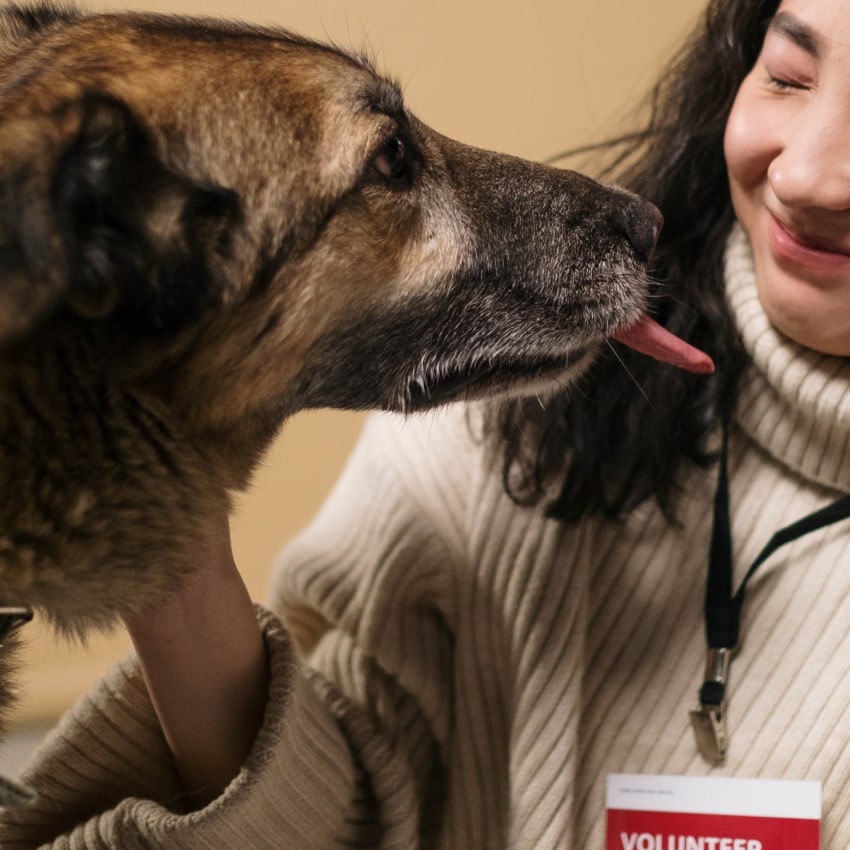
{"left": 4, "top": 226, "right": 850, "bottom": 848}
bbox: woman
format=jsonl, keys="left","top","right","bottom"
{"left": 4, "top": 0, "right": 850, "bottom": 845}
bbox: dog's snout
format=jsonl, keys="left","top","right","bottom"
{"left": 614, "top": 199, "right": 663, "bottom": 262}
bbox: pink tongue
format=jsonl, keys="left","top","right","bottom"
{"left": 611, "top": 314, "right": 715, "bottom": 374}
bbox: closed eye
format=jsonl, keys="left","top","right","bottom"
{"left": 767, "top": 73, "right": 809, "bottom": 91}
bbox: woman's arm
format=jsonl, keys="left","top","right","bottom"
{"left": 123, "top": 515, "right": 269, "bottom": 808}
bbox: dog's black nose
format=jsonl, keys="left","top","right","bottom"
{"left": 615, "top": 199, "right": 663, "bottom": 262}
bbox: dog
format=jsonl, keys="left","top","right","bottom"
{"left": 0, "top": 2, "right": 711, "bottom": 807}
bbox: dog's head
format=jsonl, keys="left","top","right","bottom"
{"left": 0, "top": 5, "right": 664, "bottom": 431}
{"left": 0, "top": 5, "right": 704, "bottom": 631}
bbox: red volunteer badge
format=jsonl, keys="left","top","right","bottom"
{"left": 606, "top": 774, "right": 820, "bottom": 850}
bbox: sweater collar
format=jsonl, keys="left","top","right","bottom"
{"left": 725, "top": 223, "right": 850, "bottom": 492}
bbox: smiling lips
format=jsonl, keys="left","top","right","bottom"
{"left": 769, "top": 213, "right": 850, "bottom": 271}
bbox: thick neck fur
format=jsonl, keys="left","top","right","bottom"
{"left": 0, "top": 328, "right": 236, "bottom": 635}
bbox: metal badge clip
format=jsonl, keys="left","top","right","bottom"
{"left": 690, "top": 647, "right": 732, "bottom": 764}
{"left": 690, "top": 703, "right": 728, "bottom": 764}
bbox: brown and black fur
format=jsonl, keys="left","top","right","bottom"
{"left": 0, "top": 3, "right": 661, "bottom": 757}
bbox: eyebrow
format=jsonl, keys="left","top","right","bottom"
{"left": 366, "top": 78, "right": 406, "bottom": 123}
{"left": 768, "top": 11, "right": 822, "bottom": 58}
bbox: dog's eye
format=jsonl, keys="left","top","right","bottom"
{"left": 372, "top": 135, "right": 409, "bottom": 183}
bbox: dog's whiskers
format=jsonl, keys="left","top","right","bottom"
{"left": 605, "top": 339, "right": 656, "bottom": 413}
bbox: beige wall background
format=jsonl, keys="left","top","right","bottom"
{"left": 10, "top": 0, "right": 706, "bottom": 726}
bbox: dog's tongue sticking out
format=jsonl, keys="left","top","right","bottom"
{"left": 612, "top": 315, "right": 715, "bottom": 374}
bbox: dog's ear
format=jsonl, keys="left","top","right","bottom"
{"left": 0, "top": 93, "right": 241, "bottom": 347}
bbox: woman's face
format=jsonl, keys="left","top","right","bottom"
{"left": 725, "top": 0, "right": 850, "bottom": 355}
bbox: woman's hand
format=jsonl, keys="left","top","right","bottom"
{"left": 123, "top": 512, "right": 269, "bottom": 809}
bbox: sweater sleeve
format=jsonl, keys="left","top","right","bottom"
{"left": 0, "top": 607, "right": 362, "bottom": 849}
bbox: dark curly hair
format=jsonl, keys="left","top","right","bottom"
{"left": 489, "top": 0, "right": 780, "bottom": 521}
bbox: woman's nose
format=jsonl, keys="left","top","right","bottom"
{"left": 768, "top": 102, "right": 850, "bottom": 211}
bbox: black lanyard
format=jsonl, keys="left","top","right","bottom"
{"left": 691, "top": 422, "right": 850, "bottom": 763}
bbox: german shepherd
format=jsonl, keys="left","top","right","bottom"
{"left": 0, "top": 2, "right": 712, "bottom": 806}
